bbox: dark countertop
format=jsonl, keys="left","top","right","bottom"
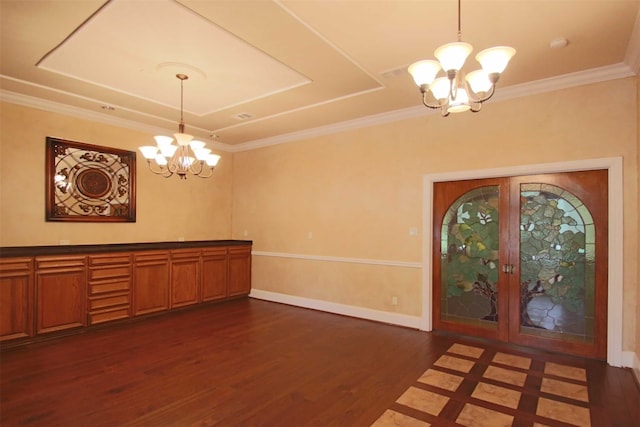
{"left": 0, "top": 240, "right": 253, "bottom": 257}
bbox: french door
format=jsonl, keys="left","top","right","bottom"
{"left": 433, "top": 170, "right": 608, "bottom": 359}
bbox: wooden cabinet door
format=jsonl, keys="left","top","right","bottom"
{"left": 133, "top": 251, "right": 169, "bottom": 316}
{"left": 0, "top": 258, "right": 34, "bottom": 341}
{"left": 35, "top": 256, "right": 87, "bottom": 334}
{"left": 201, "top": 247, "right": 228, "bottom": 301}
{"left": 227, "top": 246, "right": 251, "bottom": 297}
{"left": 170, "top": 250, "right": 200, "bottom": 308}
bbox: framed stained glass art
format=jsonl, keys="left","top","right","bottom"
{"left": 45, "top": 137, "right": 136, "bottom": 222}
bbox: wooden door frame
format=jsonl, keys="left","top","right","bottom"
{"left": 421, "top": 157, "right": 624, "bottom": 367}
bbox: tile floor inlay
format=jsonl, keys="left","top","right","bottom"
{"left": 371, "top": 409, "right": 430, "bottom": 427}
{"left": 540, "top": 377, "right": 589, "bottom": 402}
{"left": 417, "top": 369, "right": 464, "bottom": 391}
{"left": 536, "top": 397, "right": 591, "bottom": 426}
{"left": 483, "top": 365, "right": 528, "bottom": 387}
{"left": 492, "top": 352, "right": 532, "bottom": 370}
{"left": 456, "top": 403, "right": 514, "bottom": 427}
{"left": 395, "top": 386, "right": 449, "bottom": 416}
{"left": 372, "top": 341, "right": 596, "bottom": 427}
{"left": 433, "top": 355, "right": 475, "bottom": 373}
{"left": 471, "top": 381, "right": 522, "bottom": 409}
{"left": 448, "top": 343, "right": 485, "bottom": 358}
{"left": 544, "top": 362, "right": 587, "bottom": 381}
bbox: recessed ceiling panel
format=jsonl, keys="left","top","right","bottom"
{"left": 37, "top": 0, "right": 310, "bottom": 116}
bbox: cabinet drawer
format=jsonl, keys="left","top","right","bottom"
{"left": 89, "top": 307, "right": 129, "bottom": 325}
{"left": 228, "top": 246, "right": 251, "bottom": 256}
{"left": 88, "top": 265, "right": 131, "bottom": 281}
{"left": 0, "top": 257, "right": 33, "bottom": 272}
{"left": 89, "top": 294, "right": 129, "bottom": 310}
{"left": 134, "top": 251, "right": 169, "bottom": 264}
{"left": 36, "top": 256, "right": 86, "bottom": 270}
{"left": 171, "top": 249, "right": 200, "bottom": 260}
{"left": 89, "top": 253, "right": 132, "bottom": 266}
{"left": 90, "top": 279, "right": 130, "bottom": 295}
{"left": 202, "top": 247, "right": 226, "bottom": 257}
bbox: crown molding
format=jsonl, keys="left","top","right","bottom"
{"left": 0, "top": 84, "right": 231, "bottom": 152}
{"left": 233, "top": 62, "right": 636, "bottom": 152}
{"left": 1, "top": 62, "right": 636, "bottom": 154}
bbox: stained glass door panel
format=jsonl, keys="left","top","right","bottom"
{"left": 433, "top": 178, "right": 510, "bottom": 342}
{"left": 518, "top": 184, "right": 595, "bottom": 341}
{"left": 508, "top": 171, "right": 608, "bottom": 359}
{"left": 434, "top": 171, "right": 608, "bottom": 359}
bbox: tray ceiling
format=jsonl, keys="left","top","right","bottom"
{"left": 1, "top": 0, "right": 639, "bottom": 150}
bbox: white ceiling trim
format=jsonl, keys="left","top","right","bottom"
{"left": 229, "top": 63, "right": 636, "bottom": 152}
{"left": 275, "top": 0, "right": 386, "bottom": 87}
{"left": 1, "top": 62, "right": 635, "bottom": 154}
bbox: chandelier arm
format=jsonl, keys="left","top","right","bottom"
{"left": 145, "top": 160, "right": 174, "bottom": 178}
{"left": 470, "top": 103, "right": 483, "bottom": 113}
{"left": 468, "top": 84, "right": 496, "bottom": 104}
{"left": 188, "top": 161, "right": 214, "bottom": 179}
{"left": 421, "top": 90, "right": 443, "bottom": 110}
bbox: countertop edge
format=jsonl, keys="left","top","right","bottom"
{"left": 0, "top": 240, "right": 253, "bottom": 257}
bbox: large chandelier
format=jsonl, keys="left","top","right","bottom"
{"left": 407, "top": 0, "right": 515, "bottom": 116}
{"left": 138, "top": 74, "right": 220, "bottom": 179}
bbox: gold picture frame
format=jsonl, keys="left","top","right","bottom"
{"left": 45, "top": 137, "right": 136, "bottom": 222}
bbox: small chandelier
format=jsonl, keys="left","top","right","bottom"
{"left": 407, "top": 0, "right": 515, "bottom": 116}
{"left": 138, "top": 74, "right": 220, "bottom": 179}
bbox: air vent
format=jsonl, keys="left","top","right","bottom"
{"left": 234, "top": 112, "right": 254, "bottom": 120}
{"left": 380, "top": 66, "right": 408, "bottom": 79}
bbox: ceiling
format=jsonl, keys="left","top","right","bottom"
{"left": 1, "top": 0, "right": 639, "bottom": 151}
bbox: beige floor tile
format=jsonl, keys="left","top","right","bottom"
{"left": 471, "top": 381, "right": 522, "bottom": 409}
{"left": 417, "top": 369, "right": 464, "bottom": 391}
{"left": 448, "top": 343, "right": 485, "bottom": 358}
{"left": 396, "top": 386, "right": 449, "bottom": 416}
{"left": 483, "top": 365, "right": 527, "bottom": 387}
{"left": 541, "top": 378, "right": 589, "bottom": 402}
{"left": 370, "top": 409, "right": 430, "bottom": 427}
{"left": 544, "top": 363, "right": 587, "bottom": 382}
{"left": 455, "top": 403, "right": 514, "bottom": 427}
{"left": 433, "top": 355, "right": 475, "bottom": 373}
{"left": 536, "top": 397, "right": 591, "bottom": 427}
{"left": 493, "top": 352, "right": 532, "bottom": 370}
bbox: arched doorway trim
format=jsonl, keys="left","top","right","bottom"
{"left": 422, "top": 157, "right": 624, "bottom": 366}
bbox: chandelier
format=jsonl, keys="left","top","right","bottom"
{"left": 407, "top": 0, "right": 515, "bottom": 116}
{"left": 138, "top": 74, "right": 220, "bottom": 179}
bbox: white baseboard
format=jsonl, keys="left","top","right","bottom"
{"left": 627, "top": 351, "right": 640, "bottom": 385}
{"left": 249, "top": 289, "right": 421, "bottom": 329}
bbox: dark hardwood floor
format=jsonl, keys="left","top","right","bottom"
{"left": 1, "top": 298, "right": 638, "bottom": 426}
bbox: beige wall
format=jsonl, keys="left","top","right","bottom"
{"left": 232, "top": 77, "right": 639, "bottom": 351}
{"left": 0, "top": 102, "right": 232, "bottom": 245}
{"left": 0, "top": 77, "right": 638, "bottom": 357}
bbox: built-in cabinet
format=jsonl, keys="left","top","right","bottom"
{"left": 88, "top": 253, "right": 132, "bottom": 325}
{"left": 201, "top": 247, "right": 228, "bottom": 302}
{"left": 35, "top": 255, "right": 87, "bottom": 334}
{"left": 170, "top": 249, "right": 200, "bottom": 309}
{"left": 228, "top": 246, "right": 252, "bottom": 297}
{"left": 0, "top": 241, "right": 251, "bottom": 345}
{"left": 0, "top": 257, "right": 33, "bottom": 341}
{"left": 133, "top": 251, "right": 170, "bottom": 316}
